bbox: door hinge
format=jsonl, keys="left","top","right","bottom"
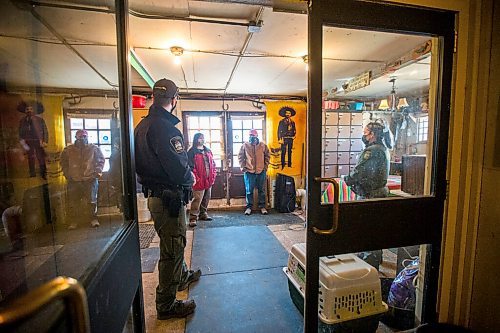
{"left": 454, "top": 30, "right": 458, "bottom": 53}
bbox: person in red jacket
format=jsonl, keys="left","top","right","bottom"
{"left": 187, "top": 133, "right": 217, "bottom": 227}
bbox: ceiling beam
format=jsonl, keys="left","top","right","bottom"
{"left": 130, "top": 49, "right": 155, "bottom": 88}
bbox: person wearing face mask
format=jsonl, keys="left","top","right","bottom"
{"left": 60, "top": 130, "right": 105, "bottom": 229}
{"left": 18, "top": 100, "right": 48, "bottom": 179}
{"left": 135, "top": 78, "right": 201, "bottom": 320}
{"left": 187, "top": 133, "right": 217, "bottom": 227}
{"left": 238, "top": 129, "right": 271, "bottom": 215}
{"left": 344, "top": 122, "right": 390, "bottom": 199}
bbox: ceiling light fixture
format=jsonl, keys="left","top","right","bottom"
{"left": 170, "top": 46, "right": 184, "bottom": 65}
{"left": 302, "top": 55, "right": 308, "bottom": 71}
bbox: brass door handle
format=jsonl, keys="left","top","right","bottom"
{"left": 313, "top": 177, "right": 339, "bottom": 235}
{"left": 0, "top": 276, "right": 90, "bottom": 333}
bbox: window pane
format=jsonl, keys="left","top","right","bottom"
{"left": 189, "top": 116, "right": 199, "bottom": 129}
{"left": 233, "top": 155, "right": 240, "bottom": 167}
{"left": 199, "top": 117, "right": 210, "bottom": 129}
{"left": 210, "top": 116, "right": 221, "bottom": 129}
{"left": 211, "top": 142, "right": 222, "bottom": 156}
{"left": 100, "top": 145, "right": 112, "bottom": 158}
{"left": 233, "top": 143, "right": 242, "bottom": 155}
{"left": 70, "top": 118, "right": 84, "bottom": 129}
{"left": 253, "top": 119, "right": 263, "bottom": 129}
{"left": 214, "top": 159, "right": 222, "bottom": 168}
{"left": 70, "top": 130, "right": 78, "bottom": 143}
{"left": 211, "top": 130, "right": 221, "bottom": 142}
{"left": 103, "top": 158, "right": 110, "bottom": 172}
{"left": 98, "top": 118, "right": 111, "bottom": 129}
{"left": 99, "top": 131, "right": 111, "bottom": 144}
{"left": 232, "top": 130, "right": 243, "bottom": 143}
{"left": 85, "top": 118, "right": 98, "bottom": 129}
{"left": 232, "top": 119, "right": 242, "bottom": 129}
{"left": 242, "top": 119, "right": 253, "bottom": 129}
{"left": 188, "top": 130, "right": 198, "bottom": 144}
{"left": 87, "top": 130, "right": 98, "bottom": 144}
{"left": 257, "top": 130, "right": 263, "bottom": 140}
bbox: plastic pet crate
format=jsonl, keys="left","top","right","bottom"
{"left": 284, "top": 243, "right": 388, "bottom": 333}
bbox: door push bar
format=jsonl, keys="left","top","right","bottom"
{"left": 313, "top": 177, "right": 340, "bottom": 235}
{"left": 0, "top": 276, "right": 90, "bottom": 333}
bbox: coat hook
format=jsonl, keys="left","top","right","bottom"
{"left": 222, "top": 94, "right": 229, "bottom": 111}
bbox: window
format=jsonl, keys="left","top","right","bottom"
{"left": 230, "top": 116, "right": 264, "bottom": 167}
{"left": 68, "top": 116, "right": 112, "bottom": 171}
{"left": 417, "top": 116, "right": 429, "bottom": 142}
{"left": 186, "top": 115, "right": 223, "bottom": 167}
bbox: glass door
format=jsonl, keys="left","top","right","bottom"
{"left": 304, "top": 1, "right": 454, "bottom": 332}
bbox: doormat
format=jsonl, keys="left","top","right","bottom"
{"left": 139, "top": 223, "right": 156, "bottom": 249}
{"left": 141, "top": 247, "right": 160, "bottom": 273}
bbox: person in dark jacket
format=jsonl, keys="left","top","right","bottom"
{"left": 344, "top": 122, "right": 390, "bottom": 199}
{"left": 187, "top": 133, "right": 217, "bottom": 227}
{"left": 344, "top": 121, "right": 390, "bottom": 270}
{"left": 18, "top": 100, "right": 48, "bottom": 179}
{"left": 134, "top": 78, "right": 201, "bottom": 320}
{"left": 277, "top": 106, "right": 296, "bottom": 169}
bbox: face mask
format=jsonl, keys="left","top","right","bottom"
{"left": 249, "top": 136, "right": 259, "bottom": 145}
{"left": 197, "top": 139, "right": 204, "bottom": 147}
{"left": 362, "top": 135, "right": 369, "bottom": 145}
{"left": 76, "top": 138, "right": 88, "bottom": 146}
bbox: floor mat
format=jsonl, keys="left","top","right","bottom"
{"left": 186, "top": 267, "right": 303, "bottom": 333}
{"left": 192, "top": 210, "right": 302, "bottom": 228}
{"left": 141, "top": 247, "right": 160, "bottom": 273}
{"left": 191, "top": 225, "right": 289, "bottom": 275}
{"left": 139, "top": 223, "right": 156, "bottom": 249}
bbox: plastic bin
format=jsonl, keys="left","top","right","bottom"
{"left": 283, "top": 243, "right": 388, "bottom": 333}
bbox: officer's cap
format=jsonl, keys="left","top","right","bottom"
{"left": 153, "top": 78, "right": 179, "bottom": 98}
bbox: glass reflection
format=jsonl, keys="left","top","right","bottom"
{"left": 321, "top": 27, "right": 436, "bottom": 202}
{"left": 0, "top": 0, "right": 126, "bottom": 306}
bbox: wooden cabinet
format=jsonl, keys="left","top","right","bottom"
{"left": 401, "top": 155, "right": 426, "bottom": 195}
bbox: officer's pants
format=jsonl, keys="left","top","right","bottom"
{"left": 148, "top": 196, "right": 190, "bottom": 312}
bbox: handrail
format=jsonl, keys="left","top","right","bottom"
{"left": 0, "top": 276, "right": 90, "bottom": 333}
{"left": 313, "top": 177, "right": 340, "bottom": 235}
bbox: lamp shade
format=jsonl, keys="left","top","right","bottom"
{"left": 378, "top": 99, "right": 390, "bottom": 110}
{"left": 397, "top": 98, "right": 409, "bottom": 108}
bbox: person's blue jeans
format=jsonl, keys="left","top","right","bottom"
{"left": 243, "top": 171, "right": 266, "bottom": 209}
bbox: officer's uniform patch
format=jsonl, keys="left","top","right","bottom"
{"left": 170, "top": 136, "right": 184, "bottom": 153}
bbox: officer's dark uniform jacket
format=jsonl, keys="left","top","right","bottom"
{"left": 134, "top": 104, "right": 193, "bottom": 191}
{"left": 344, "top": 142, "right": 390, "bottom": 198}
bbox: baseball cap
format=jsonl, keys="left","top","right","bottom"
{"left": 75, "top": 129, "right": 88, "bottom": 138}
{"left": 249, "top": 129, "right": 258, "bottom": 137}
{"left": 153, "top": 78, "right": 179, "bottom": 98}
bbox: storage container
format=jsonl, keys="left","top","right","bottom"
{"left": 284, "top": 243, "right": 388, "bottom": 333}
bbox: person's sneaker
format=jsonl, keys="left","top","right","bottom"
{"left": 244, "top": 208, "right": 252, "bottom": 215}
{"left": 260, "top": 208, "right": 268, "bottom": 215}
{"left": 198, "top": 213, "right": 213, "bottom": 221}
{"left": 178, "top": 269, "right": 202, "bottom": 291}
{"left": 157, "top": 299, "right": 196, "bottom": 320}
{"left": 90, "top": 219, "right": 100, "bottom": 227}
{"left": 68, "top": 223, "right": 77, "bottom": 230}
{"left": 189, "top": 219, "right": 197, "bottom": 227}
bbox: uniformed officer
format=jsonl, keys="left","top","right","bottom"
{"left": 344, "top": 121, "right": 390, "bottom": 270}
{"left": 135, "top": 78, "right": 201, "bottom": 320}
{"left": 344, "top": 122, "right": 390, "bottom": 199}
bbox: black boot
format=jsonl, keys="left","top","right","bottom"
{"left": 157, "top": 299, "right": 196, "bottom": 320}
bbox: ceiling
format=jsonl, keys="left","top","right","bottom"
{"left": 0, "top": 0, "right": 432, "bottom": 99}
